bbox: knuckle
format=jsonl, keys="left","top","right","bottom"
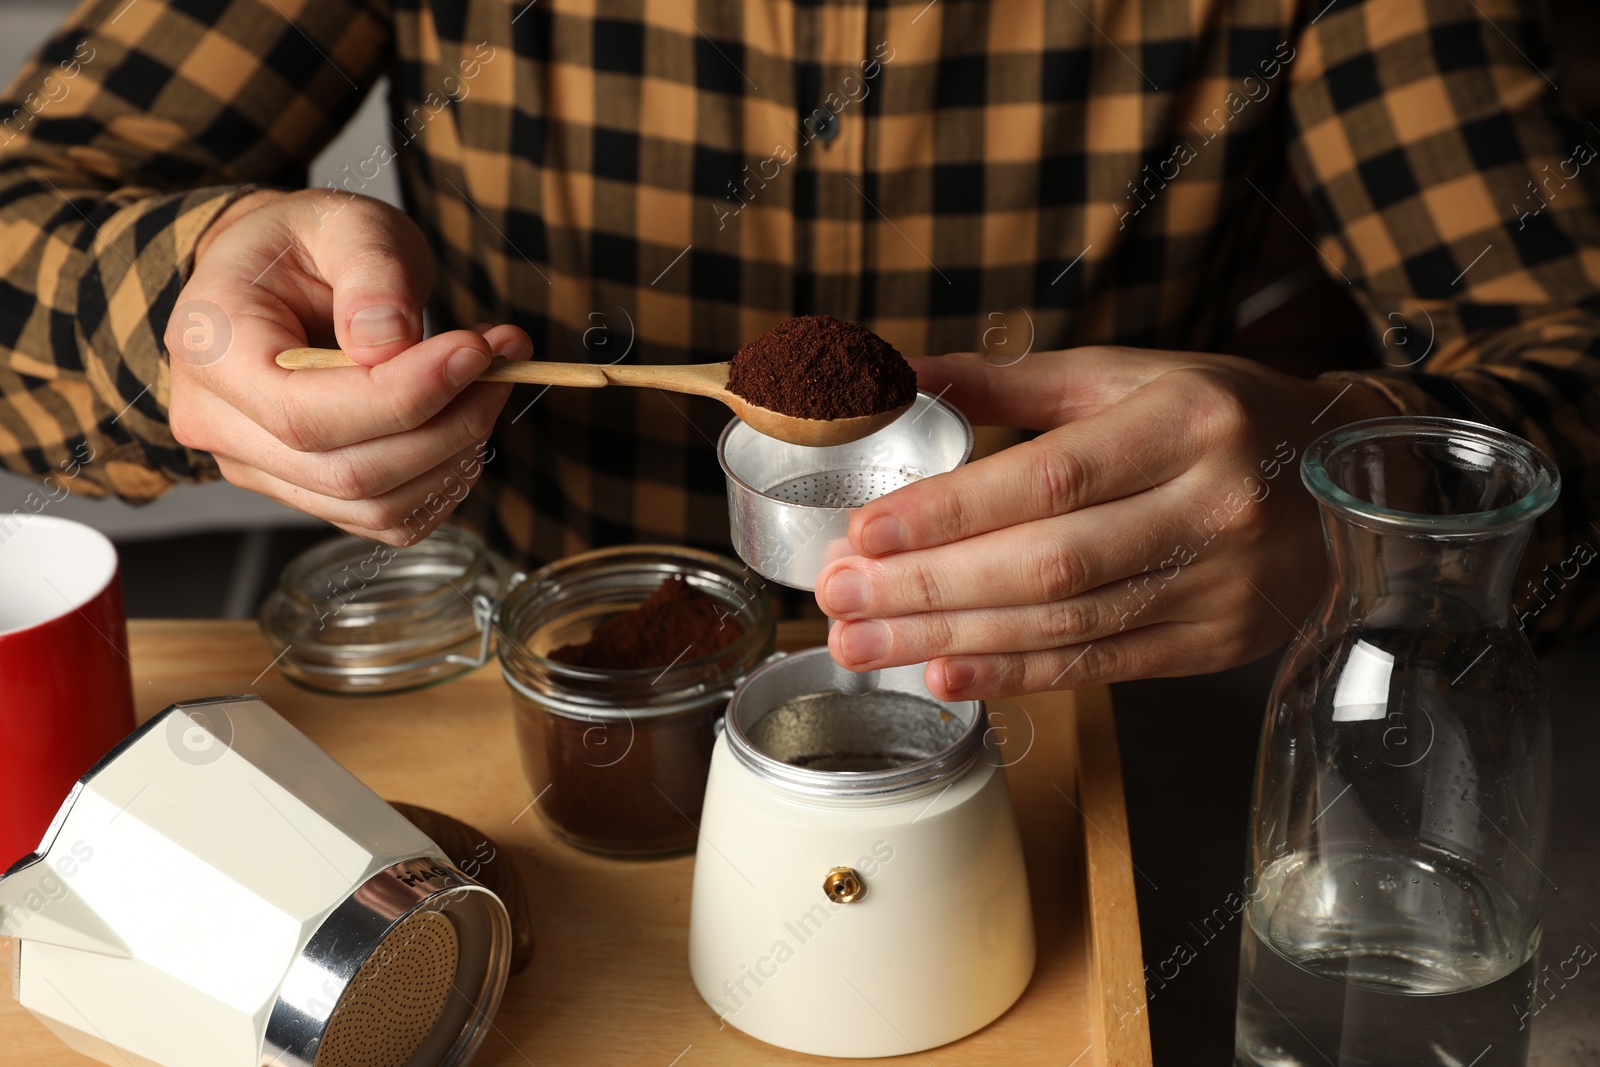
{"left": 1090, "top": 641, "right": 1130, "bottom": 681}
{"left": 426, "top": 495, "right": 464, "bottom": 528}
{"left": 1096, "top": 633, "right": 1170, "bottom": 683}
{"left": 270, "top": 393, "right": 317, "bottom": 452}
{"left": 1038, "top": 643, "right": 1102, "bottom": 690}
{"left": 1217, "top": 625, "right": 1256, "bottom": 668}
{"left": 1034, "top": 445, "right": 1084, "bottom": 516}
{"left": 318, "top": 450, "right": 371, "bottom": 501}
{"left": 1041, "top": 599, "right": 1097, "bottom": 643}
{"left": 1223, "top": 481, "right": 1261, "bottom": 519}
{"left": 1181, "top": 369, "right": 1251, "bottom": 442}
{"left": 340, "top": 243, "right": 408, "bottom": 283}
{"left": 300, "top": 187, "right": 350, "bottom": 213}
{"left": 387, "top": 388, "right": 437, "bottom": 434}
{"left": 1020, "top": 652, "right": 1067, "bottom": 693}
{"left": 353, "top": 498, "right": 408, "bottom": 534}
{"left": 918, "top": 611, "right": 959, "bottom": 655}
{"left": 385, "top": 391, "right": 432, "bottom": 435}
{"left": 1028, "top": 543, "right": 1083, "bottom": 603}
{"left": 304, "top": 188, "right": 379, "bottom": 225}
{"left": 976, "top": 655, "right": 1021, "bottom": 695}
{"left": 935, "top": 490, "right": 973, "bottom": 543}
{"left": 344, "top": 523, "right": 405, "bottom": 546}
{"left": 212, "top": 455, "right": 248, "bottom": 488}
{"left": 372, "top": 488, "right": 460, "bottom": 543}
{"left": 1231, "top": 496, "right": 1270, "bottom": 537}
{"left": 1076, "top": 642, "right": 1127, "bottom": 685}
{"left": 167, "top": 399, "right": 204, "bottom": 451}
{"left": 905, "top": 557, "right": 946, "bottom": 612}
{"left": 339, "top": 192, "right": 390, "bottom": 220}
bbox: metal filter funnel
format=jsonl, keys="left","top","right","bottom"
{"left": 717, "top": 391, "right": 973, "bottom": 590}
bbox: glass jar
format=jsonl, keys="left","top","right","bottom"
{"left": 259, "top": 525, "right": 511, "bottom": 693}
{"left": 498, "top": 546, "right": 777, "bottom": 857}
{"left": 1235, "top": 418, "right": 1559, "bottom": 1067}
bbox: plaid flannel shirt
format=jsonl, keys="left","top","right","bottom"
{"left": 2, "top": 0, "right": 1599, "bottom": 641}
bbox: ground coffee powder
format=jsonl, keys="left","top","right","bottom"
{"left": 513, "top": 701, "right": 722, "bottom": 856}
{"left": 726, "top": 314, "right": 918, "bottom": 420}
{"left": 548, "top": 575, "right": 744, "bottom": 669}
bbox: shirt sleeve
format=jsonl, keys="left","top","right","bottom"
{"left": 0, "top": 0, "right": 389, "bottom": 502}
{"left": 1284, "top": 0, "right": 1600, "bottom": 645}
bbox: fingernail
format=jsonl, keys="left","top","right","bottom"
{"left": 349, "top": 306, "right": 409, "bottom": 346}
{"left": 840, "top": 620, "right": 890, "bottom": 665}
{"left": 496, "top": 339, "right": 534, "bottom": 361}
{"left": 942, "top": 659, "right": 976, "bottom": 693}
{"left": 446, "top": 347, "right": 490, "bottom": 389}
{"left": 821, "top": 568, "right": 869, "bottom": 614}
{"left": 861, "top": 515, "right": 907, "bottom": 555}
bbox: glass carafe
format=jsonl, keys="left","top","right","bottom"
{"left": 1235, "top": 417, "right": 1560, "bottom": 1067}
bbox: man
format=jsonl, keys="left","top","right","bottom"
{"left": 2, "top": 0, "right": 1596, "bottom": 705}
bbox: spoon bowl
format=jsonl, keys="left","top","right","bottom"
{"left": 719, "top": 390, "right": 914, "bottom": 447}
{"left": 275, "top": 348, "right": 912, "bottom": 447}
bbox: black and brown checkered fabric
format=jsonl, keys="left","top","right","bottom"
{"left": 2, "top": 0, "right": 1599, "bottom": 639}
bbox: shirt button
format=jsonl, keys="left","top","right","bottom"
{"left": 808, "top": 107, "right": 841, "bottom": 145}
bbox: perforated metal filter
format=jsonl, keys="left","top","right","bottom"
{"left": 315, "top": 911, "right": 460, "bottom": 1067}
{"left": 719, "top": 392, "right": 974, "bottom": 589}
{"left": 764, "top": 468, "right": 920, "bottom": 508}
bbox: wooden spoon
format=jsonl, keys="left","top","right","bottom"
{"left": 276, "top": 347, "right": 912, "bottom": 447}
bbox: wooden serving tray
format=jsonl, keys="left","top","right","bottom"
{"left": 0, "top": 620, "right": 1150, "bottom": 1066}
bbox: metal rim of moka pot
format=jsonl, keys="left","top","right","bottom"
{"left": 496, "top": 545, "right": 778, "bottom": 722}
{"left": 262, "top": 857, "right": 512, "bottom": 1067}
{"left": 722, "top": 648, "right": 989, "bottom": 801}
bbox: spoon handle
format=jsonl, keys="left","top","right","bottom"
{"left": 275, "top": 347, "right": 607, "bottom": 387}
{"left": 601, "top": 361, "right": 730, "bottom": 398}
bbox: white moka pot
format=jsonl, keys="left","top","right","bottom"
{"left": 0, "top": 695, "right": 511, "bottom": 1067}
{"left": 689, "top": 650, "right": 1035, "bottom": 1058}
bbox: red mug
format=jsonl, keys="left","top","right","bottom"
{"left": 0, "top": 515, "right": 137, "bottom": 869}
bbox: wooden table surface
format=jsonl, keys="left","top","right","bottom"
{"left": 0, "top": 619, "right": 1150, "bottom": 1066}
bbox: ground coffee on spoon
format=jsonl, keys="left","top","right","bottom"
{"left": 727, "top": 314, "right": 917, "bottom": 420}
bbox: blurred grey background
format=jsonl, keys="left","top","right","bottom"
{"left": 2, "top": 2, "right": 1595, "bottom": 1064}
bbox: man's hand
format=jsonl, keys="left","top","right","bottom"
{"left": 165, "top": 189, "right": 531, "bottom": 544}
{"left": 814, "top": 347, "right": 1394, "bottom": 699}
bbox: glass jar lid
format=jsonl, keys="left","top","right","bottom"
{"left": 259, "top": 525, "right": 513, "bottom": 694}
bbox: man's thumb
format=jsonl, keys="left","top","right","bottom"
{"left": 314, "top": 198, "right": 434, "bottom": 366}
